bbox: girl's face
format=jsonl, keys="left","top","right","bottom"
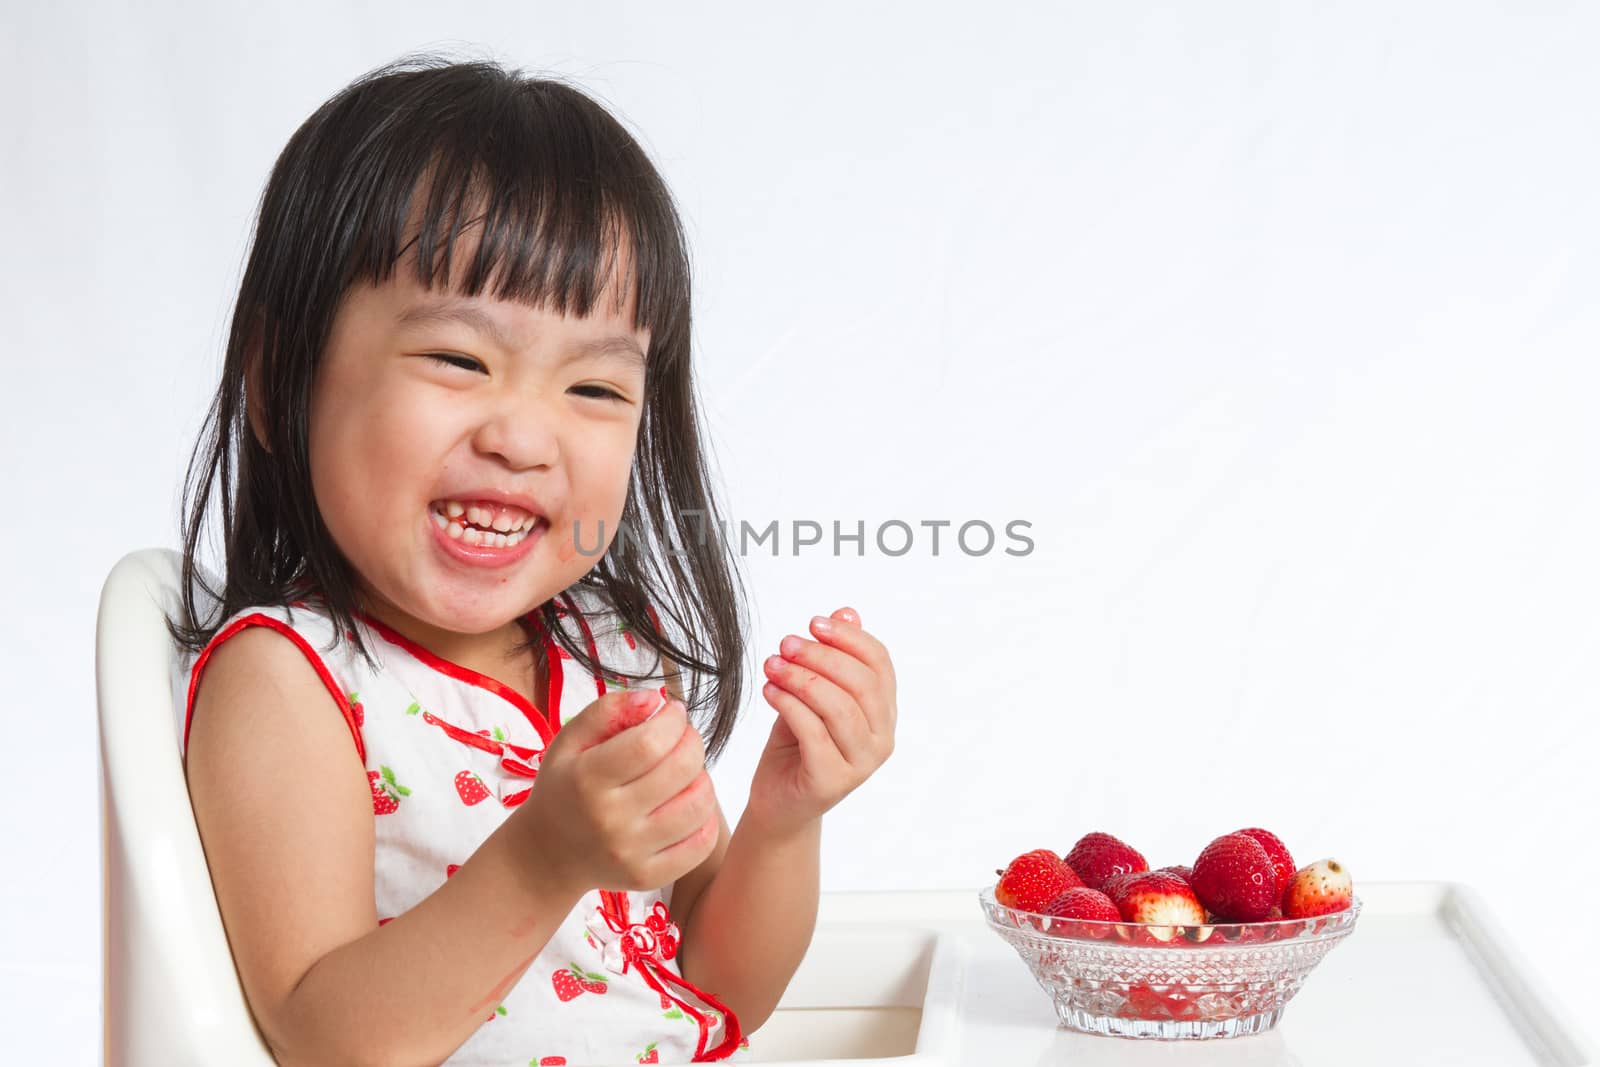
{"left": 306, "top": 246, "right": 650, "bottom": 659}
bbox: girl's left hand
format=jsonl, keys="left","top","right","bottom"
{"left": 746, "top": 606, "right": 897, "bottom": 839}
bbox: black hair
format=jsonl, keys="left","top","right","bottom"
{"left": 166, "top": 51, "right": 748, "bottom": 762}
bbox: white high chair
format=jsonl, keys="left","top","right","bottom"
{"left": 96, "top": 547, "right": 278, "bottom": 1065}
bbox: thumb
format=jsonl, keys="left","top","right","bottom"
{"left": 566, "top": 687, "right": 667, "bottom": 752}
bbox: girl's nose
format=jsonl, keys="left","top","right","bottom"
{"left": 471, "top": 402, "right": 560, "bottom": 468}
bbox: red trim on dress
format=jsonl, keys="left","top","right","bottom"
{"left": 568, "top": 596, "right": 607, "bottom": 700}
{"left": 534, "top": 598, "right": 568, "bottom": 735}
{"left": 183, "top": 613, "right": 366, "bottom": 764}
{"left": 351, "top": 606, "right": 563, "bottom": 746}
{"left": 596, "top": 891, "right": 744, "bottom": 1061}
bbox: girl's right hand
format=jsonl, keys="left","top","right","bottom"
{"left": 517, "top": 688, "right": 719, "bottom": 894}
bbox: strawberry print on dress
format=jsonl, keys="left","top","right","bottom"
{"left": 178, "top": 585, "right": 751, "bottom": 1064}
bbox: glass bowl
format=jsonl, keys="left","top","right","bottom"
{"left": 979, "top": 884, "right": 1361, "bottom": 1040}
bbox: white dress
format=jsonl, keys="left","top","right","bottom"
{"left": 176, "top": 583, "right": 750, "bottom": 1065}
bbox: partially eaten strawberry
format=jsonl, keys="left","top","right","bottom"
{"left": 1115, "top": 871, "right": 1206, "bottom": 931}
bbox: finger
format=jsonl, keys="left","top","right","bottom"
{"left": 646, "top": 769, "right": 718, "bottom": 849}
{"left": 762, "top": 679, "right": 850, "bottom": 778}
{"left": 569, "top": 688, "right": 665, "bottom": 752}
{"left": 622, "top": 717, "right": 708, "bottom": 815}
{"left": 777, "top": 633, "right": 879, "bottom": 734}
{"left": 646, "top": 801, "right": 720, "bottom": 875}
{"left": 584, "top": 698, "right": 688, "bottom": 786}
{"left": 811, "top": 613, "right": 896, "bottom": 695}
{"left": 764, "top": 647, "right": 872, "bottom": 758}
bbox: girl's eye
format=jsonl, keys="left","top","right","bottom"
{"left": 571, "top": 384, "right": 626, "bottom": 402}
{"left": 424, "top": 355, "right": 625, "bottom": 402}
{"left": 424, "top": 353, "right": 483, "bottom": 373}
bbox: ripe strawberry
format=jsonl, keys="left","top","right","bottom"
{"left": 1116, "top": 872, "right": 1206, "bottom": 928}
{"left": 1192, "top": 833, "right": 1278, "bottom": 921}
{"left": 1100, "top": 870, "right": 1138, "bottom": 903}
{"left": 994, "top": 849, "right": 1082, "bottom": 912}
{"left": 368, "top": 766, "right": 411, "bottom": 815}
{"left": 454, "top": 770, "right": 491, "bottom": 806}
{"left": 637, "top": 1044, "right": 660, "bottom": 1064}
{"left": 1042, "top": 886, "right": 1121, "bottom": 922}
{"left": 1063, "top": 832, "right": 1147, "bottom": 892}
{"left": 1282, "top": 858, "right": 1353, "bottom": 918}
{"left": 1155, "top": 864, "right": 1194, "bottom": 886}
{"left": 1236, "top": 827, "right": 1296, "bottom": 898}
{"left": 446, "top": 864, "right": 460, "bottom": 879}
{"left": 536, "top": 1058, "right": 567, "bottom": 1065}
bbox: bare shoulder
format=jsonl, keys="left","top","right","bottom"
{"left": 184, "top": 622, "right": 377, "bottom": 1050}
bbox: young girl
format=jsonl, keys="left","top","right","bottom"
{"left": 166, "top": 53, "right": 898, "bottom": 1066}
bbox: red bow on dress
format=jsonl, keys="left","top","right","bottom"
{"left": 590, "top": 892, "right": 744, "bottom": 1061}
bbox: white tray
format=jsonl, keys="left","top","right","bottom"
{"left": 743, "top": 882, "right": 1596, "bottom": 1066}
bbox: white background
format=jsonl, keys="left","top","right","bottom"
{"left": 4, "top": 1, "right": 1598, "bottom": 1061}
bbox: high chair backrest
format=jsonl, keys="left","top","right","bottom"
{"left": 96, "top": 547, "right": 277, "bottom": 1066}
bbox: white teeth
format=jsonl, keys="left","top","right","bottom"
{"left": 431, "top": 503, "right": 541, "bottom": 548}
{"left": 430, "top": 501, "right": 539, "bottom": 533}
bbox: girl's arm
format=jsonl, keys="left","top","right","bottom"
{"left": 186, "top": 626, "right": 585, "bottom": 1067}
{"left": 676, "top": 607, "right": 896, "bottom": 1033}
{"left": 662, "top": 655, "right": 819, "bottom": 1035}
{"left": 675, "top": 809, "right": 821, "bottom": 1035}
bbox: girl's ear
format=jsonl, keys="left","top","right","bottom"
{"left": 244, "top": 312, "right": 272, "bottom": 455}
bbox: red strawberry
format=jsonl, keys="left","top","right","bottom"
{"left": 552, "top": 963, "right": 607, "bottom": 1001}
{"left": 1192, "top": 833, "right": 1279, "bottom": 921}
{"left": 1282, "top": 858, "right": 1353, "bottom": 918}
{"left": 1099, "top": 869, "right": 1138, "bottom": 903}
{"left": 1116, "top": 872, "right": 1206, "bottom": 933}
{"left": 1155, "top": 864, "right": 1194, "bottom": 886}
{"left": 638, "top": 1045, "right": 660, "bottom": 1064}
{"left": 368, "top": 766, "right": 411, "bottom": 815}
{"left": 552, "top": 967, "right": 585, "bottom": 1002}
{"left": 994, "top": 849, "right": 1082, "bottom": 912}
{"left": 1063, "top": 832, "right": 1147, "bottom": 892}
{"left": 536, "top": 1058, "right": 567, "bottom": 1066}
{"left": 1042, "top": 886, "right": 1121, "bottom": 922}
{"left": 351, "top": 701, "right": 364, "bottom": 727}
{"left": 1236, "top": 827, "right": 1296, "bottom": 898}
{"left": 446, "top": 864, "right": 460, "bottom": 879}
{"left": 454, "top": 770, "right": 491, "bottom": 806}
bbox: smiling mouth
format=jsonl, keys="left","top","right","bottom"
{"left": 428, "top": 504, "right": 545, "bottom": 548}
